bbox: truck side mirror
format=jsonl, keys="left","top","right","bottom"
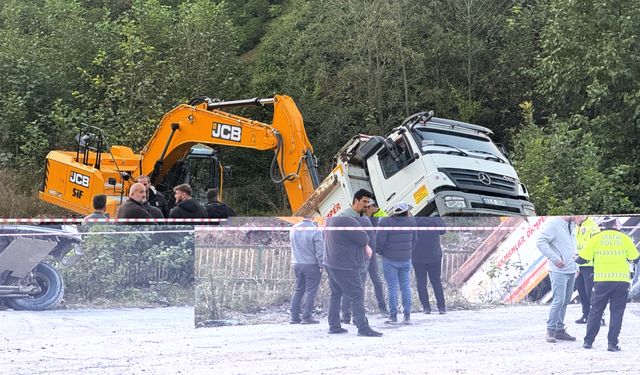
{"left": 496, "top": 143, "right": 510, "bottom": 160}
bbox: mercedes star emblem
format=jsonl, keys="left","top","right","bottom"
{"left": 478, "top": 172, "right": 492, "bottom": 185}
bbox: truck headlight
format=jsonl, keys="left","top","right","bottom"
{"left": 522, "top": 205, "right": 536, "bottom": 216}
{"left": 444, "top": 196, "right": 467, "bottom": 208}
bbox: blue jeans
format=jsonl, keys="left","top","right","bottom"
{"left": 547, "top": 271, "right": 575, "bottom": 330}
{"left": 382, "top": 258, "right": 412, "bottom": 316}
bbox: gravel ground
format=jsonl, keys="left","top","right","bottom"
{"left": 1, "top": 303, "right": 639, "bottom": 374}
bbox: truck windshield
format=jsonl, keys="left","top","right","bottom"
{"left": 415, "top": 128, "right": 506, "bottom": 163}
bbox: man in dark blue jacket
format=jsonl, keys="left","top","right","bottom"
{"left": 324, "top": 215, "right": 382, "bottom": 337}
{"left": 376, "top": 202, "right": 417, "bottom": 324}
{"left": 412, "top": 216, "right": 446, "bottom": 314}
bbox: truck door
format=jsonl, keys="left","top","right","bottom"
{"left": 368, "top": 135, "right": 426, "bottom": 210}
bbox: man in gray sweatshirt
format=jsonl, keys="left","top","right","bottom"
{"left": 536, "top": 215, "right": 586, "bottom": 343}
{"left": 289, "top": 217, "right": 325, "bottom": 324}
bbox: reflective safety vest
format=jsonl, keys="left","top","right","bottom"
{"left": 579, "top": 230, "right": 639, "bottom": 282}
{"left": 373, "top": 209, "right": 387, "bottom": 217}
{"left": 575, "top": 218, "right": 601, "bottom": 267}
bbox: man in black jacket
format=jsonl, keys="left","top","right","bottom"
{"left": 412, "top": 216, "right": 447, "bottom": 314}
{"left": 137, "top": 175, "right": 169, "bottom": 218}
{"left": 324, "top": 216, "right": 382, "bottom": 337}
{"left": 169, "top": 184, "right": 207, "bottom": 219}
{"left": 205, "top": 188, "right": 236, "bottom": 223}
{"left": 117, "top": 183, "right": 153, "bottom": 220}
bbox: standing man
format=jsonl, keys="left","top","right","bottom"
{"left": 137, "top": 175, "right": 169, "bottom": 218}
{"left": 536, "top": 215, "right": 586, "bottom": 343}
{"left": 169, "top": 184, "right": 208, "bottom": 219}
{"left": 289, "top": 217, "right": 324, "bottom": 325}
{"left": 337, "top": 189, "right": 376, "bottom": 324}
{"left": 412, "top": 216, "right": 447, "bottom": 314}
{"left": 363, "top": 200, "right": 389, "bottom": 316}
{"left": 83, "top": 194, "right": 109, "bottom": 223}
{"left": 578, "top": 217, "right": 639, "bottom": 351}
{"left": 324, "top": 215, "right": 382, "bottom": 337}
{"left": 574, "top": 217, "right": 601, "bottom": 324}
{"left": 376, "top": 202, "right": 417, "bottom": 324}
{"left": 205, "top": 188, "right": 236, "bottom": 222}
{"left": 117, "top": 183, "right": 153, "bottom": 220}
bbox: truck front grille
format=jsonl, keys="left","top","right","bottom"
{"left": 439, "top": 168, "right": 517, "bottom": 196}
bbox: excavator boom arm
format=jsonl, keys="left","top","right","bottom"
{"left": 139, "top": 95, "right": 319, "bottom": 212}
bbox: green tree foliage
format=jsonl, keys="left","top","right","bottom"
{"left": 0, "top": 0, "right": 96, "bottom": 167}
{"left": 511, "top": 102, "right": 634, "bottom": 215}
{"left": 534, "top": 0, "right": 640, "bottom": 207}
{"left": 64, "top": 225, "right": 194, "bottom": 301}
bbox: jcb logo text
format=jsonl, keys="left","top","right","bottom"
{"left": 70, "top": 171, "right": 90, "bottom": 188}
{"left": 212, "top": 123, "right": 242, "bottom": 142}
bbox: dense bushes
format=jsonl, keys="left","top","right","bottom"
{"left": 62, "top": 225, "right": 194, "bottom": 303}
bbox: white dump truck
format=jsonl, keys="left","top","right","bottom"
{"left": 295, "top": 111, "right": 535, "bottom": 217}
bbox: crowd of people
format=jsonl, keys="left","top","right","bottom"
{"left": 290, "top": 191, "right": 639, "bottom": 348}
{"left": 288, "top": 188, "right": 447, "bottom": 337}
{"left": 83, "top": 176, "right": 236, "bottom": 222}
{"left": 85, "top": 181, "right": 639, "bottom": 350}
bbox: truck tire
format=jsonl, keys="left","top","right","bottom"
{"left": 5, "top": 263, "right": 64, "bottom": 311}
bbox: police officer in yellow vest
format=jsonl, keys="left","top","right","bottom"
{"left": 574, "top": 217, "right": 601, "bottom": 324}
{"left": 577, "top": 217, "right": 639, "bottom": 351}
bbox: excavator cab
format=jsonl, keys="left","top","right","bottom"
{"left": 157, "top": 145, "right": 221, "bottom": 209}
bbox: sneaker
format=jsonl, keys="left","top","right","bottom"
{"left": 438, "top": 307, "right": 447, "bottom": 315}
{"left": 289, "top": 319, "right": 301, "bottom": 324}
{"left": 328, "top": 327, "right": 348, "bottom": 334}
{"left": 575, "top": 316, "right": 587, "bottom": 324}
{"left": 301, "top": 318, "right": 319, "bottom": 324}
{"left": 385, "top": 314, "right": 397, "bottom": 324}
{"left": 403, "top": 314, "right": 411, "bottom": 325}
{"left": 423, "top": 307, "right": 431, "bottom": 315}
{"left": 607, "top": 344, "right": 621, "bottom": 352}
{"left": 583, "top": 342, "right": 592, "bottom": 349}
{"left": 357, "top": 328, "right": 383, "bottom": 337}
{"left": 554, "top": 329, "right": 576, "bottom": 341}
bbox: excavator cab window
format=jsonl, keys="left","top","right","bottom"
{"left": 158, "top": 146, "right": 221, "bottom": 208}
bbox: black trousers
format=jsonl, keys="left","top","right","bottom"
{"left": 326, "top": 266, "right": 370, "bottom": 332}
{"left": 575, "top": 266, "right": 594, "bottom": 317}
{"left": 290, "top": 264, "right": 322, "bottom": 321}
{"left": 412, "top": 259, "right": 445, "bottom": 310}
{"left": 341, "top": 255, "right": 387, "bottom": 318}
{"left": 340, "top": 265, "right": 368, "bottom": 319}
{"left": 584, "top": 282, "right": 629, "bottom": 345}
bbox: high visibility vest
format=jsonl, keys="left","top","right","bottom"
{"left": 373, "top": 209, "right": 387, "bottom": 217}
{"left": 575, "top": 218, "right": 601, "bottom": 267}
{"left": 579, "top": 230, "right": 639, "bottom": 282}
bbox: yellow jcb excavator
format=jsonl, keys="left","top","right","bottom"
{"left": 39, "top": 95, "right": 320, "bottom": 216}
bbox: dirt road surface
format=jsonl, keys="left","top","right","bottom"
{"left": 2, "top": 304, "right": 639, "bottom": 374}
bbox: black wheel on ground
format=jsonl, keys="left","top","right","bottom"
{"left": 5, "top": 263, "right": 64, "bottom": 311}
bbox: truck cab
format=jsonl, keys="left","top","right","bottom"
{"left": 297, "top": 112, "right": 535, "bottom": 217}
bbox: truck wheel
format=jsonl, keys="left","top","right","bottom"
{"left": 5, "top": 263, "right": 64, "bottom": 311}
